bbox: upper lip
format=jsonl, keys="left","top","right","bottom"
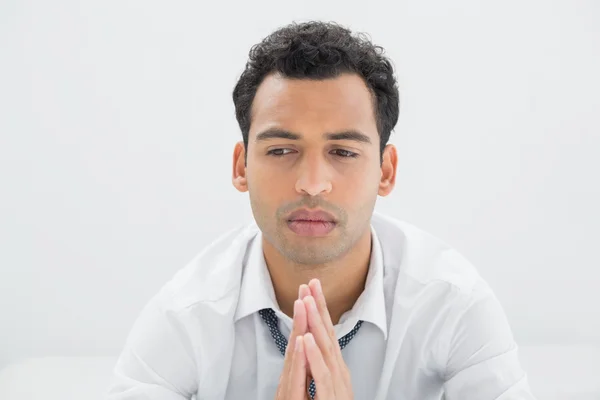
{"left": 287, "top": 209, "right": 336, "bottom": 223}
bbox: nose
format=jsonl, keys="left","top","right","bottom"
{"left": 294, "top": 153, "right": 333, "bottom": 197}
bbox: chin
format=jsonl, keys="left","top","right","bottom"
{"left": 279, "top": 239, "right": 346, "bottom": 265}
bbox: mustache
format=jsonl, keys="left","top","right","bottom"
{"left": 276, "top": 197, "right": 346, "bottom": 222}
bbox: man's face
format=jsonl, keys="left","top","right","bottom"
{"left": 238, "top": 72, "right": 389, "bottom": 265}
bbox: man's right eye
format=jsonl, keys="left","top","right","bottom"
{"left": 266, "top": 148, "right": 294, "bottom": 157}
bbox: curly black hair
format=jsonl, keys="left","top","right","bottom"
{"left": 232, "top": 20, "right": 400, "bottom": 161}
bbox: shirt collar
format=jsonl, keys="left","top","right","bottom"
{"left": 339, "top": 225, "right": 388, "bottom": 339}
{"left": 234, "top": 225, "right": 388, "bottom": 340}
{"left": 234, "top": 233, "right": 280, "bottom": 322}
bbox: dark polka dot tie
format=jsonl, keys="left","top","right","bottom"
{"left": 258, "top": 308, "right": 363, "bottom": 399}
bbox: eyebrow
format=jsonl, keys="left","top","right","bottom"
{"left": 255, "top": 129, "right": 372, "bottom": 144}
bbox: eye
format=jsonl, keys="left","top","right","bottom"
{"left": 331, "top": 149, "right": 359, "bottom": 158}
{"left": 266, "top": 148, "right": 295, "bottom": 157}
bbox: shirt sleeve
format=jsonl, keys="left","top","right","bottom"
{"left": 442, "top": 280, "right": 538, "bottom": 399}
{"left": 106, "top": 287, "right": 198, "bottom": 400}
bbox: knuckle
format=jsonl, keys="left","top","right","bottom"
{"left": 343, "top": 366, "right": 351, "bottom": 381}
{"left": 322, "top": 367, "right": 333, "bottom": 381}
{"left": 329, "top": 359, "right": 341, "bottom": 377}
{"left": 328, "top": 326, "right": 336, "bottom": 338}
{"left": 326, "top": 341, "right": 335, "bottom": 357}
{"left": 323, "top": 371, "right": 335, "bottom": 391}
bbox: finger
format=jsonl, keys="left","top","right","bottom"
{"left": 281, "top": 300, "right": 308, "bottom": 393}
{"left": 308, "top": 279, "right": 346, "bottom": 363}
{"left": 299, "top": 283, "right": 311, "bottom": 300}
{"left": 303, "top": 333, "right": 335, "bottom": 399}
{"left": 309, "top": 279, "right": 351, "bottom": 384}
{"left": 303, "top": 294, "right": 346, "bottom": 393}
{"left": 308, "top": 279, "right": 337, "bottom": 345}
{"left": 293, "top": 299, "right": 309, "bottom": 341}
{"left": 297, "top": 284, "right": 312, "bottom": 378}
{"left": 303, "top": 295, "right": 336, "bottom": 364}
{"left": 287, "top": 300, "right": 308, "bottom": 356}
{"left": 287, "top": 335, "right": 308, "bottom": 400}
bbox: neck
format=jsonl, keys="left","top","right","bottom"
{"left": 263, "top": 228, "right": 372, "bottom": 325}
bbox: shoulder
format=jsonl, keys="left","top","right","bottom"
{"left": 157, "top": 221, "right": 261, "bottom": 312}
{"left": 372, "top": 211, "right": 484, "bottom": 297}
{"left": 372, "top": 213, "right": 511, "bottom": 368}
{"left": 113, "top": 223, "right": 261, "bottom": 396}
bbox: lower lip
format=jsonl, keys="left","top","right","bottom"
{"left": 287, "top": 220, "right": 336, "bottom": 236}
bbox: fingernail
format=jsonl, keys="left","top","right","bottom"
{"left": 304, "top": 333, "right": 315, "bottom": 346}
{"left": 315, "top": 279, "right": 322, "bottom": 294}
{"left": 305, "top": 296, "right": 317, "bottom": 310}
{"left": 299, "top": 284, "right": 308, "bottom": 298}
{"left": 295, "top": 335, "right": 303, "bottom": 351}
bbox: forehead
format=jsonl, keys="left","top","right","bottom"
{"left": 249, "top": 72, "right": 378, "bottom": 142}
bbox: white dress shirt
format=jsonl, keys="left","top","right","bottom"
{"left": 107, "top": 212, "right": 536, "bottom": 399}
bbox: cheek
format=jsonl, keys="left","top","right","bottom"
{"left": 251, "top": 167, "right": 288, "bottom": 193}
{"left": 336, "top": 163, "right": 378, "bottom": 186}
{"left": 248, "top": 167, "right": 292, "bottom": 207}
{"left": 336, "top": 166, "right": 381, "bottom": 201}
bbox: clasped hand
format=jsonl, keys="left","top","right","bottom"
{"left": 274, "top": 279, "right": 354, "bottom": 400}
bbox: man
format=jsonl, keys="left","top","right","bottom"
{"left": 107, "top": 21, "right": 536, "bottom": 399}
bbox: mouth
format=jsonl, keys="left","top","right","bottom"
{"left": 286, "top": 209, "right": 337, "bottom": 237}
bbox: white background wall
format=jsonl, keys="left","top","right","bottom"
{"left": 1, "top": 0, "right": 598, "bottom": 370}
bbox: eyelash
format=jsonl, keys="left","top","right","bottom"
{"left": 266, "top": 149, "right": 359, "bottom": 158}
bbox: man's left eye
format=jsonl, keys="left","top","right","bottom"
{"left": 331, "top": 149, "right": 358, "bottom": 158}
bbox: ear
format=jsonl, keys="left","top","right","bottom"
{"left": 378, "top": 144, "right": 398, "bottom": 197}
{"left": 232, "top": 141, "right": 248, "bottom": 192}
